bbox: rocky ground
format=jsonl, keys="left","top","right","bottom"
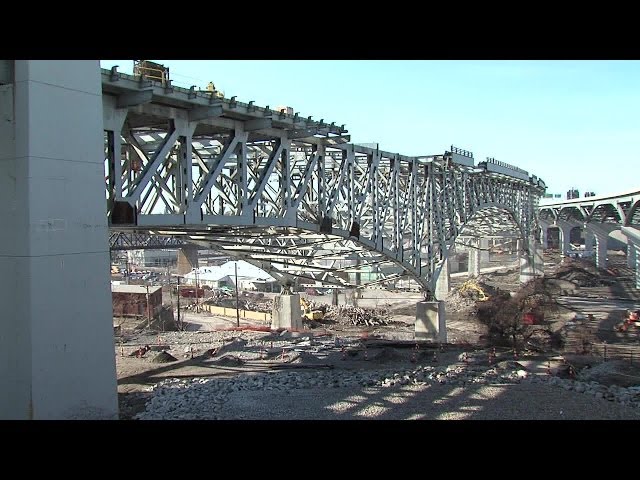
{"left": 116, "top": 250, "right": 640, "bottom": 420}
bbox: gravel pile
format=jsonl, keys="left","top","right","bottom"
{"left": 134, "top": 355, "right": 640, "bottom": 420}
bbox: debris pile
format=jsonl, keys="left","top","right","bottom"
{"left": 152, "top": 351, "right": 178, "bottom": 363}
{"left": 323, "top": 305, "right": 390, "bottom": 326}
{"left": 554, "top": 261, "right": 610, "bottom": 287}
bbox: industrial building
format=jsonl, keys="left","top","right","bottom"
{"left": 111, "top": 284, "right": 163, "bottom": 318}
{"left": 183, "top": 260, "right": 277, "bottom": 291}
{"left": 126, "top": 249, "right": 177, "bottom": 267}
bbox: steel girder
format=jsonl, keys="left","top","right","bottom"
{"left": 102, "top": 68, "right": 544, "bottom": 295}
{"left": 108, "top": 231, "right": 192, "bottom": 250}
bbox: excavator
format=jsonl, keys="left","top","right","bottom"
{"left": 300, "top": 297, "right": 324, "bottom": 321}
{"left": 458, "top": 280, "right": 490, "bottom": 301}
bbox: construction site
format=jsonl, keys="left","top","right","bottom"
{"left": 3, "top": 60, "right": 640, "bottom": 420}
{"left": 115, "top": 247, "right": 640, "bottom": 420}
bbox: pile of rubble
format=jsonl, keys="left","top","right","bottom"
{"left": 554, "top": 261, "right": 610, "bottom": 287}
{"left": 133, "top": 353, "right": 640, "bottom": 420}
{"left": 323, "top": 305, "right": 390, "bottom": 326}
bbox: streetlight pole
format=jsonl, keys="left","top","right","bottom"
{"left": 235, "top": 261, "right": 240, "bottom": 328}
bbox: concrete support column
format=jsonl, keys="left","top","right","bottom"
{"left": 435, "top": 257, "right": 450, "bottom": 300}
{"left": 520, "top": 237, "right": 544, "bottom": 283}
{"left": 479, "top": 238, "right": 490, "bottom": 266}
{"left": 345, "top": 288, "right": 357, "bottom": 307}
{"left": 0, "top": 61, "right": 118, "bottom": 419}
{"left": 621, "top": 227, "right": 640, "bottom": 290}
{"left": 636, "top": 250, "right": 640, "bottom": 290}
{"left": 594, "top": 233, "right": 608, "bottom": 270}
{"left": 628, "top": 242, "right": 636, "bottom": 269}
{"left": 585, "top": 230, "right": 595, "bottom": 252}
{"left": 541, "top": 228, "right": 549, "bottom": 249}
{"left": 177, "top": 246, "right": 199, "bottom": 275}
{"left": 449, "top": 253, "right": 460, "bottom": 273}
{"left": 271, "top": 293, "right": 302, "bottom": 330}
{"left": 516, "top": 238, "right": 522, "bottom": 255}
{"left": 468, "top": 238, "right": 480, "bottom": 278}
{"left": 559, "top": 226, "right": 572, "bottom": 257}
{"left": 415, "top": 301, "right": 446, "bottom": 343}
{"left": 535, "top": 241, "right": 545, "bottom": 278}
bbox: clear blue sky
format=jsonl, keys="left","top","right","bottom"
{"left": 100, "top": 60, "right": 640, "bottom": 197}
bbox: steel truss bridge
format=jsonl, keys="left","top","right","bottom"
{"left": 103, "top": 67, "right": 545, "bottom": 295}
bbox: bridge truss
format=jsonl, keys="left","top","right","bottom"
{"left": 103, "top": 67, "right": 545, "bottom": 294}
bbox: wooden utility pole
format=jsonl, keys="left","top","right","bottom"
{"left": 235, "top": 261, "right": 240, "bottom": 328}
{"left": 177, "top": 275, "right": 181, "bottom": 330}
{"left": 146, "top": 284, "right": 150, "bottom": 329}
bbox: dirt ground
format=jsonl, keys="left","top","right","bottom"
{"left": 115, "top": 250, "right": 640, "bottom": 419}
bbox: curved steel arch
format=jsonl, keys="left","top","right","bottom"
{"left": 625, "top": 198, "right": 640, "bottom": 226}
{"left": 103, "top": 69, "right": 544, "bottom": 295}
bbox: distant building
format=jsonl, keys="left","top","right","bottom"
{"left": 543, "top": 193, "right": 562, "bottom": 199}
{"left": 111, "top": 284, "right": 163, "bottom": 318}
{"left": 127, "top": 249, "right": 177, "bottom": 267}
{"left": 566, "top": 188, "right": 580, "bottom": 200}
{"left": 183, "top": 260, "right": 278, "bottom": 291}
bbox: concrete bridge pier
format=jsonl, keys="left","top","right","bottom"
{"left": 0, "top": 60, "right": 118, "bottom": 419}
{"left": 585, "top": 229, "right": 595, "bottom": 252}
{"left": 271, "top": 290, "right": 302, "bottom": 331}
{"left": 467, "top": 238, "right": 480, "bottom": 278}
{"left": 415, "top": 300, "right": 446, "bottom": 343}
{"left": 594, "top": 233, "right": 608, "bottom": 270}
{"left": 177, "top": 246, "right": 199, "bottom": 275}
{"left": 479, "top": 238, "right": 490, "bottom": 266}
{"left": 557, "top": 222, "right": 573, "bottom": 258}
{"left": 538, "top": 219, "right": 552, "bottom": 249}
{"left": 434, "top": 257, "right": 450, "bottom": 300}
{"left": 519, "top": 236, "right": 544, "bottom": 284}
{"left": 627, "top": 241, "right": 636, "bottom": 269}
{"left": 621, "top": 227, "right": 640, "bottom": 289}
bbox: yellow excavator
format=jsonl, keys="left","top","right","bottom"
{"left": 458, "top": 280, "right": 490, "bottom": 301}
{"left": 300, "top": 297, "right": 324, "bottom": 321}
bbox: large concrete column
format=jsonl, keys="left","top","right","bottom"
{"left": 177, "top": 246, "right": 199, "bottom": 275}
{"left": 585, "top": 229, "right": 595, "bottom": 252}
{"left": 434, "top": 257, "right": 450, "bottom": 300}
{"left": 271, "top": 293, "right": 302, "bottom": 330}
{"left": 628, "top": 241, "right": 636, "bottom": 269}
{"left": 479, "top": 238, "right": 490, "bottom": 266}
{"left": 559, "top": 224, "right": 572, "bottom": 257}
{"left": 345, "top": 288, "right": 357, "bottom": 307}
{"left": 468, "top": 238, "right": 480, "bottom": 278}
{"left": 520, "top": 237, "right": 544, "bottom": 283}
{"left": 0, "top": 61, "right": 118, "bottom": 419}
{"left": 449, "top": 253, "right": 460, "bottom": 273}
{"left": 539, "top": 219, "right": 552, "bottom": 249}
{"left": 415, "top": 301, "right": 446, "bottom": 343}
{"left": 535, "top": 241, "right": 545, "bottom": 278}
{"left": 594, "top": 233, "right": 608, "bottom": 270}
{"left": 621, "top": 227, "right": 640, "bottom": 290}
{"left": 637, "top": 248, "right": 640, "bottom": 290}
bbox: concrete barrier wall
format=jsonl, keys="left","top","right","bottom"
{"left": 202, "top": 304, "right": 271, "bottom": 322}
